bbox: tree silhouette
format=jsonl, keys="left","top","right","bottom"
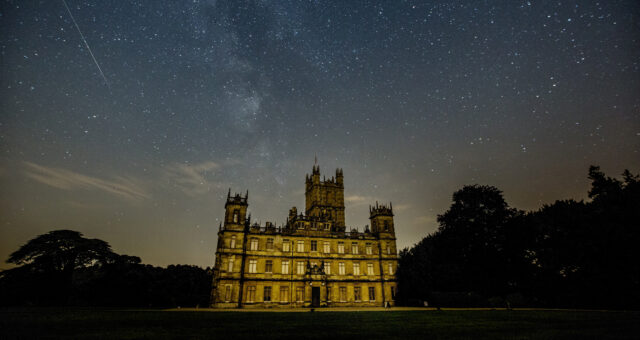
{"left": 398, "top": 166, "right": 640, "bottom": 309}
{"left": 1, "top": 230, "right": 213, "bottom": 307}
{"left": 6, "top": 230, "right": 116, "bottom": 304}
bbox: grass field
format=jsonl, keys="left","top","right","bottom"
{"left": 1, "top": 308, "right": 639, "bottom": 339}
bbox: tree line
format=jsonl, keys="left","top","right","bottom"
{"left": 2, "top": 165, "right": 637, "bottom": 308}
{"left": 396, "top": 166, "right": 640, "bottom": 309}
{"left": 0, "top": 230, "right": 212, "bottom": 307}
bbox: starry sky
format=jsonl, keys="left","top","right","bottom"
{"left": 1, "top": 0, "right": 639, "bottom": 269}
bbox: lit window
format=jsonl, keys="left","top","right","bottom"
{"left": 311, "top": 240, "right": 317, "bottom": 251}
{"left": 230, "top": 235, "right": 236, "bottom": 249}
{"left": 228, "top": 256, "right": 234, "bottom": 272}
{"left": 247, "top": 286, "right": 256, "bottom": 302}
{"left": 282, "top": 240, "right": 290, "bottom": 252}
{"left": 388, "top": 263, "right": 394, "bottom": 275}
{"left": 266, "top": 238, "right": 274, "bottom": 250}
{"left": 368, "top": 287, "right": 375, "bottom": 301}
{"left": 296, "top": 287, "right": 304, "bottom": 302}
{"left": 367, "top": 263, "right": 374, "bottom": 275}
{"left": 224, "top": 285, "right": 232, "bottom": 302}
{"left": 280, "top": 286, "right": 289, "bottom": 302}
{"left": 250, "top": 239, "right": 258, "bottom": 251}
{"left": 248, "top": 259, "right": 257, "bottom": 273}
{"left": 232, "top": 210, "right": 239, "bottom": 223}
{"left": 366, "top": 243, "right": 372, "bottom": 255}
{"left": 297, "top": 240, "right": 305, "bottom": 252}
{"left": 297, "top": 261, "right": 305, "bottom": 275}
{"left": 265, "top": 260, "right": 273, "bottom": 273}
{"left": 324, "top": 261, "right": 331, "bottom": 275}
{"left": 264, "top": 286, "right": 272, "bottom": 302}
{"left": 339, "top": 287, "right": 347, "bottom": 302}
{"left": 353, "top": 262, "right": 360, "bottom": 276}
{"left": 281, "top": 260, "right": 289, "bottom": 274}
{"left": 351, "top": 242, "right": 358, "bottom": 254}
{"left": 354, "top": 287, "right": 361, "bottom": 301}
{"left": 338, "top": 262, "right": 345, "bottom": 275}
{"left": 338, "top": 242, "right": 344, "bottom": 254}
{"left": 323, "top": 241, "right": 331, "bottom": 253}
{"left": 391, "top": 287, "right": 396, "bottom": 300}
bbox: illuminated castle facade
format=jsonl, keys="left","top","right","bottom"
{"left": 210, "top": 164, "right": 398, "bottom": 308}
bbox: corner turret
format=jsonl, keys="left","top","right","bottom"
{"left": 224, "top": 189, "right": 249, "bottom": 230}
{"left": 369, "top": 201, "right": 395, "bottom": 235}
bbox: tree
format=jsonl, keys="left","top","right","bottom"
{"left": 436, "top": 185, "right": 521, "bottom": 296}
{"left": 397, "top": 185, "right": 525, "bottom": 306}
{"left": 6, "top": 230, "right": 116, "bottom": 304}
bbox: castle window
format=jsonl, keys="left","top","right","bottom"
{"left": 387, "top": 245, "right": 392, "bottom": 255}
{"left": 324, "top": 261, "right": 331, "bottom": 275}
{"left": 337, "top": 242, "right": 344, "bottom": 254}
{"left": 265, "top": 260, "right": 273, "bottom": 273}
{"left": 229, "top": 236, "right": 236, "bottom": 249}
{"left": 388, "top": 263, "right": 394, "bottom": 275}
{"left": 367, "top": 263, "right": 374, "bottom": 275}
{"left": 263, "top": 286, "right": 272, "bottom": 302}
{"left": 311, "top": 240, "right": 317, "bottom": 252}
{"left": 354, "top": 287, "right": 361, "bottom": 302}
{"left": 296, "top": 287, "right": 304, "bottom": 302}
{"left": 297, "top": 240, "right": 305, "bottom": 252}
{"left": 384, "top": 220, "right": 389, "bottom": 231}
{"left": 250, "top": 239, "right": 258, "bottom": 251}
{"left": 327, "top": 287, "right": 332, "bottom": 301}
{"left": 266, "top": 238, "right": 274, "bottom": 250}
{"left": 280, "top": 286, "right": 289, "bottom": 303}
{"left": 323, "top": 241, "right": 331, "bottom": 253}
{"left": 339, "top": 287, "right": 347, "bottom": 302}
{"left": 247, "top": 286, "right": 256, "bottom": 303}
{"left": 353, "top": 262, "right": 360, "bottom": 276}
{"left": 338, "top": 262, "right": 345, "bottom": 275}
{"left": 233, "top": 210, "right": 239, "bottom": 223}
{"left": 297, "top": 261, "right": 305, "bottom": 275}
{"left": 228, "top": 256, "right": 234, "bottom": 272}
{"left": 224, "top": 285, "right": 232, "bottom": 302}
{"left": 281, "top": 260, "right": 290, "bottom": 274}
{"left": 366, "top": 243, "right": 372, "bottom": 255}
{"left": 391, "top": 287, "right": 396, "bottom": 300}
{"left": 325, "top": 223, "right": 330, "bottom": 230}
{"left": 282, "top": 240, "right": 290, "bottom": 252}
{"left": 248, "top": 259, "right": 257, "bottom": 273}
{"left": 368, "top": 287, "right": 375, "bottom": 301}
{"left": 351, "top": 242, "right": 358, "bottom": 254}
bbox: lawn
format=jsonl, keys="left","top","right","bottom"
{"left": 1, "top": 308, "right": 639, "bottom": 339}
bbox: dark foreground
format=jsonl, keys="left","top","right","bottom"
{"left": 1, "top": 308, "right": 639, "bottom": 339}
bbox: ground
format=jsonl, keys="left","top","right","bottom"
{"left": 1, "top": 307, "right": 639, "bottom": 339}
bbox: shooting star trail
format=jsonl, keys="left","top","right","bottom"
{"left": 62, "top": 0, "right": 110, "bottom": 90}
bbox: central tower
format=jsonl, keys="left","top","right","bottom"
{"left": 304, "top": 164, "right": 345, "bottom": 228}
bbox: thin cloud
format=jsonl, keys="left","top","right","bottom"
{"left": 345, "top": 195, "right": 369, "bottom": 204}
{"left": 164, "top": 161, "right": 220, "bottom": 196}
{"left": 24, "top": 162, "right": 149, "bottom": 201}
{"left": 393, "top": 204, "right": 412, "bottom": 212}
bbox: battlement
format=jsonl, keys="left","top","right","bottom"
{"left": 225, "top": 189, "right": 248, "bottom": 207}
{"left": 369, "top": 202, "right": 394, "bottom": 218}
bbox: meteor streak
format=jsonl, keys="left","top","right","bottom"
{"left": 62, "top": 0, "right": 110, "bottom": 90}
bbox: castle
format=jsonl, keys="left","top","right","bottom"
{"left": 210, "top": 164, "right": 398, "bottom": 308}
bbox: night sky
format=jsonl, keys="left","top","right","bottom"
{"left": 1, "top": 0, "right": 638, "bottom": 269}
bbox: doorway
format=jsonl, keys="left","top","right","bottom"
{"left": 311, "top": 287, "right": 320, "bottom": 307}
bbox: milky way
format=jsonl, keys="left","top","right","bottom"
{"left": 1, "top": 1, "right": 638, "bottom": 268}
